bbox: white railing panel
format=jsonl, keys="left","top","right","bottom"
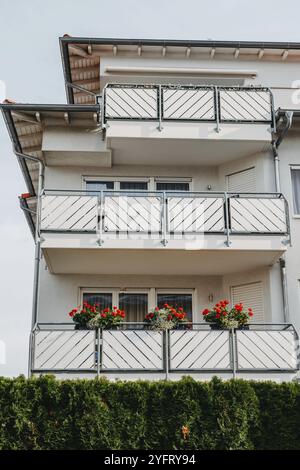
{"left": 169, "top": 330, "right": 231, "bottom": 370}
{"left": 103, "top": 195, "right": 162, "bottom": 233}
{"left": 230, "top": 197, "right": 287, "bottom": 233}
{"left": 41, "top": 195, "right": 97, "bottom": 231}
{"left": 236, "top": 330, "right": 298, "bottom": 370}
{"left": 105, "top": 86, "right": 158, "bottom": 119}
{"left": 33, "top": 330, "right": 95, "bottom": 370}
{"left": 167, "top": 196, "right": 224, "bottom": 233}
{"left": 163, "top": 88, "right": 215, "bottom": 120}
{"left": 219, "top": 89, "right": 272, "bottom": 122}
{"left": 101, "top": 330, "right": 163, "bottom": 370}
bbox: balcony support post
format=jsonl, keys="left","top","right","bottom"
{"left": 157, "top": 85, "right": 163, "bottom": 132}
{"left": 231, "top": 328, "right": 237, "bottom": 379}
{"left": 165, "top": 330, "right": 169, "bottom": 380}
{"left": 161, "top": 191, "right": 168, "bottom": 246}
{"left": 214, "top": 86, "right": 221, "bottom": 133}
{"left": 96, "top": 328, "right": 101, "bottom": 377}
{"left": 97, "top": 191, "right": 104, "bottom": 246}
{"left": 224, "top": 192, "right": 231, "bottom": 247}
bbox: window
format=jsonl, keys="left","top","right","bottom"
{"left": 156, "top": 182, "right": 190, "bottom": 192}
{"left": 84, "top": 178, "right": 149, "bottom": 194}
{"left": 119, "top": 292, "right": 148, "bottom": 322}
{"left": 82, "top": 292, "right": 112, "bottom": 310}
{"left": 231, "top": 281, "right": 264, "bottom": 322}
{"left": 226, "top": 167, "right": 256, "bottom": 193}
{"left": 157, "top": 292, "right": 193, "bottom": 321}
{"left": 86, "top": 181, "right": 114, "bottom": 195}
{"left": 120, "top": 181, "right": 148, "bottom": 191}
{"left": 291, "top": 168, "right": 300, "bottom": 215}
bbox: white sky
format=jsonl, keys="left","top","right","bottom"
{"left": 1, "top": 0, "right": 300, "bottom": 376}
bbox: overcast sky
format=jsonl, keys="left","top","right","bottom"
{"left": 1, "top": 0, "right": 300, "bottom": 377}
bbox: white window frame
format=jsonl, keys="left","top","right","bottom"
{"left": 82, "top": 176, "right": 150, "bottom": 191}
{"left": 152, "top": 177, "right": 192, "bottom": 191}
{"left": 82, "top": 176, "right": 193, "bottom": 192}
{"left": 79, "top": 287, "right": 195, "bottom": 320}
{"left": 80, "top": 287, "right": 151, "bottom": 310}
{"left": 290, "top": 165, "right": 300, "bottom": 218}
{"left": 156, "top": 289, "right": 195, "bottom": 321}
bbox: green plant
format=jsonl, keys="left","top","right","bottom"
{"left": 145, "top": 304, "right": 188, "bottom": 330}
{"left": 0, "top": 376, "right": 300, "bottom": 450}
{"left": 88, "top": 306, "right": 126, "bottom": 329}
{"left": 202, "top": 299, "right": 253, "bottom": 328}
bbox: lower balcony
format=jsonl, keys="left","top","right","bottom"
{"left": 40, "top": 190, "right": 290, "bottom": 275}
{"left": 31, "top": 323, "right": 299, "bottom": 381}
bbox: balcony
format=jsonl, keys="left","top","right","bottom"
{"left": 40, "top": 190, "right": 289, "bottom": 275}
{"left": 102, "top": 84, "right": 274, "bottom": 165}
{"left": 31, "top": 323, "right": 299, "bottom": 381}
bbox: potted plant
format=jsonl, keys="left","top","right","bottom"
{"left": 87, "top": 306, "right": 126, "bottom": 329}
{"left": 68, "top": 302, "right": 99, "bottom": 329}
{"left": 202, "top": 299, "right": 253, "bottom": 329}
{"left": 145, "top": 304, "right": 189, "bottom": 330}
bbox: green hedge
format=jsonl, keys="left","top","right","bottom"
{"left": 0, "top": 375, "right": 300, "bottom": 450}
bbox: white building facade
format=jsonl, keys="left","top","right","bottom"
{"left": 2, "top": 37, "right": 300, "bottom": 381}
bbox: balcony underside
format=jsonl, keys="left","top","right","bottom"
{"left": 43, "top": 244, "right": 284, "bottom": 275}
{"left": 106, "top": 121, "right": 271, "bottom": 165}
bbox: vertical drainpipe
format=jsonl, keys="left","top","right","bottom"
{"left": 15, "top": 151, "right": 45, "bottom": 376}
{"left": 272, "top": 111, "right": 293, "bottom": 323}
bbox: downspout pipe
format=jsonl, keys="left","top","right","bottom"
{"left": 14, "top": 151, "right": 45, "bottom": 377}
{"left": 272, "top": 111, "right": 293, "bottom": 323}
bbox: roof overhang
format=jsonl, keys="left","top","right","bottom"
{"left": 0, "top": 103, "right": 100, "bottom": 195}
{"left": 60, "top": 36, "right": 300, "bottom": 104}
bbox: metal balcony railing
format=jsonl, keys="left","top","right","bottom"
{"left": 30, "top": 323, "right": 299, "bottom": 377}
{"left": 40, "top": 190, "right": 289, "bottom": 246}
{"left": 102, "top": 84, "right": 274, "bottom": 128}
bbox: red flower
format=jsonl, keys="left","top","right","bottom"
{"left": 215, "top": 314, "right": 220, "bottom": 319}
{"left": 101, "top": 313, "right": 107, "bottom": 318}
{"left": 202, "top": 309, "right": 210, "bottom": 316}
{"left": 249, "top": 312, "right": 253, "bottom": 317}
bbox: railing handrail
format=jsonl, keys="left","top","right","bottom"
{"left": 34, "top": 321, "right": 296, "bottom": 331}
{"left": 104, "top": 83, "right": 271, "bottom": 92}
{"left": 42, "top": 188, "right": 284, "bottom": 198}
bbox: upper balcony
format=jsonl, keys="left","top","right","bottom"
{"left": 102, "top": 84, "right": 274, "bottom": 165}
{"left": 40, "top": 190, "right": 289, "bottom": 275}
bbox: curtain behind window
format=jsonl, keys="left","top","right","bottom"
{"left": 120, "top": 181, "right": 148, "bottom": 190}
{"left": 156, "top": 182, "right": 190, "bottom": 191}
{"left": 119, "top": 293, "right": 148, "bottom": 323}
{"left": 291, "top": 169, "right": 300, "bottom": 214}
{"left": 157, "top": 293, "right": 193, "bottom": 321}
{"left": 82, "top": 292, "right": 112, "bottom": 310}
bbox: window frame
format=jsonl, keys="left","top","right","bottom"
{"left": 290, "top": 165, "right": 300, "bottom": 218}
{"left": 79, "top": 287, "right": 195, "bottom": 321}
{"left": 156, "top": 289, "right": 195, "bottom": 321}
{"left": 82, "top": 176, "right": 193, "bottom": 192}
